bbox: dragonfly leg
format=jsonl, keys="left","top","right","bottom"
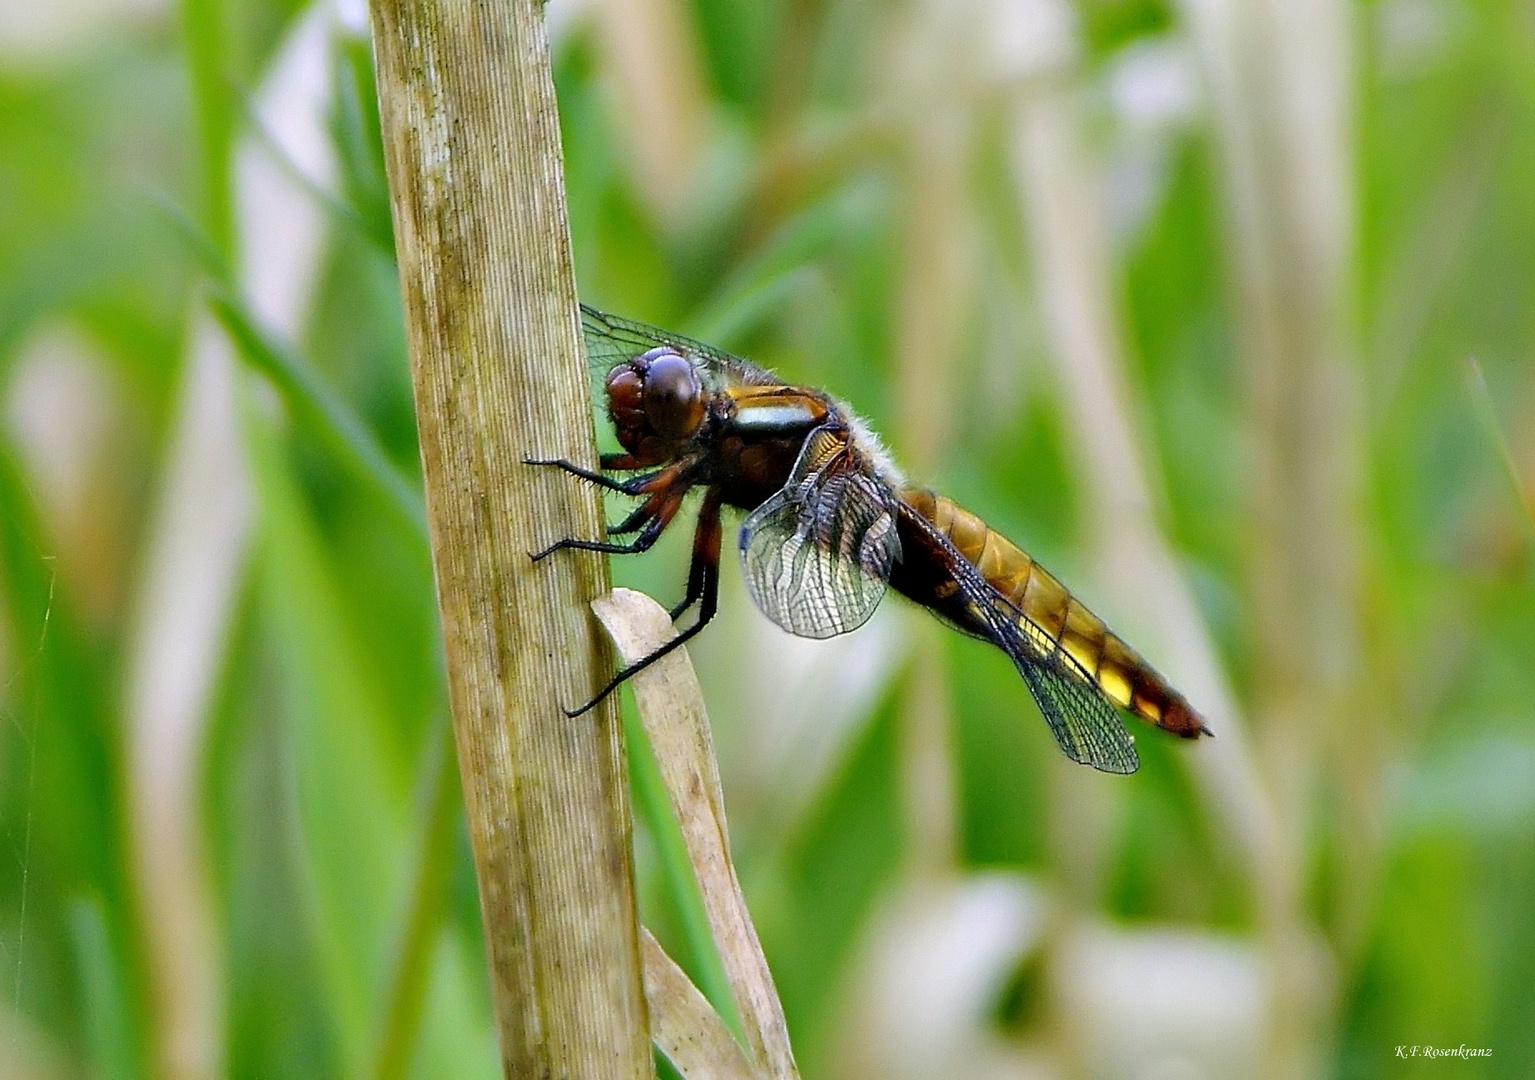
{"left": 565, "top": 492, "right": 722, "bottom": 717}
{"left": 527, "top": 459, "right": 696, "bottom": 559}
{"left": 524, "top": 456, "right": 640, "bottom": 494}
{"left": 608, "top": 502, "right": 651, "bottom": 536}
{"left": 528, "top": 489, "right": 683, "bottom": 562}
{"left": 668, "top": 491, "right": 720, "bottom": 621}
{"left": 669, "top": 556, "right": 704, "bottom": 622}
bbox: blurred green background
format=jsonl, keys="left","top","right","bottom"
{"left": 2, "top": 0, "right": 1533, "bottom": 1077}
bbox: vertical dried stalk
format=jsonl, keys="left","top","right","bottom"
{"left": 1175, "top": 0, "right": 1361, "bottom": 1075}
{"left": 125, "top": 317, "right": 245, "bottom": 1080}
{"left": 126, "top": 11, "right": 341, "bottom": 1079}
{"left": 888, "top": 0, "right": 976, "bottom": 879}
{"left": 591, "top": 0, "right": 708, "bottom": 228}
{"left": 1001, "top": 15, "right": 1286, "bottom": 892}
{"left": 996, "top": 1, "right": 1319, "bottom": 1074}
{"left": 368, "top": 2, "right": 651, "bottom": 1076}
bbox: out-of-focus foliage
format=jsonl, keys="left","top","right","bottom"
{"left": 1, "top": 0, "right": 1532, "bottom": 1077}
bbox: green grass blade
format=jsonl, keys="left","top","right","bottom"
{"left": 177, "top": 0, "right": 235, "bottom": 260}
{"left": 1466, "top": 355, "right": 1535, "bottom": 536}
{"left": 69, "top": 897, "right": 148, "bottom": 1080}
{"left": 625, "top": 706, "right": 745, "bottom": 1044}
{"left": 210, "top": 292, "right": 427, "bottom": 543}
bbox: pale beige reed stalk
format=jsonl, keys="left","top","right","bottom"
{"left": 368, "top": 0, "right": 651, "bottom": 1074}
{"left": 1175, "top": 0, "right": 1365, "bottom": 1075}
{"left": 123, "top": 11, "right": 340, "bottom": 1079}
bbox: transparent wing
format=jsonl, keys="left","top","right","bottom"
{"left": 581, "top": 304, "right": 782, "bottom": 387}
{"left": 738, "top": 427, "right": 902, "bottom": 639}
{"left": 1012, "top": 638, "right": 1140, "bottom": 774}
{"left": 980, "top": 589, "right": 1139, "bottom": 774}
{"left": 905, "top": 509, "right": 1139, "bottom": 774}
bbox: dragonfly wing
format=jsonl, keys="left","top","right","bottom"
{"left": 581, "top": 304, "right": 782, "bottom": 386}
{"left": 738, "top": 427, "right": 902, "bottom": 639}
{"left": 908, "top": 508, "right": 1138, "bottom": 774}
{"left": 1010, "top": 634, "right": 1140, "bottom": 774}
{"left": 971, "top": 587, "right": 1138, "bottom": 773}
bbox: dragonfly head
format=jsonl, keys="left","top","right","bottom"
{"left": 604, "top": 347, "right": 705, "bottom": 459}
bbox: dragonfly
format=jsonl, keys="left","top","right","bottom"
{"left": 528, "top": 305, "right": 1212, "bottom": 773}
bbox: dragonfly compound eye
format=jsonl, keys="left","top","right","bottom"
{"left": 605, "top": 365, "right": 646, "bottom": 431}
{"left": 643, "top": 352, "right": 704, "bottom": 440}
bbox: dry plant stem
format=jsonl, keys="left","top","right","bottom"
{"left": 641, "top": 929, "right": 761, "bottom": 1080}
{"left": 593, "top": 588, "right": 800, "bottom": 1080}
{"left": 125, "top": 315, "right": 245, "bottom": 1080}
{"left": 591, "top": 0, "right": 707, "bottom": 228}
{"left": 1003, "top": 19, "right": 1311, "bottom": 1074}
{"left": 368, "top": 2, "right": 651, "bottom": 1075}
{"left": 126, "top": 11, "right": 342, "bottom": 1077}
{"left": 1175, "top": 0, "right": 1361, "bottom": 1075}
{"left": 1008, "top": 56, "right": 1287, "bottom": 887}
{"left": 889, "top": 0, "right": 974, "bottom": 879}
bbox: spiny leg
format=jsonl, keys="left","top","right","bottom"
{"left": 565, "top": 491, "right": 723, "bottom": 717}
{"left": 526, "top": 459, "right": 693, "bottom": 560}
{"left": 670, "top": 554, "right": 705, "bottom": 622}
{"left": 529, "top": 488, "right": 683, "bottom": 562}
{"left": 523, "top": 457, "right": 657, "bottom": 495}
{"left": 608, "top": 501, "right": 651, "bottom": 536}
{"left": 608, "top": 493, "right": 709, "bottom": 619}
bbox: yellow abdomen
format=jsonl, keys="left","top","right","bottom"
{"left": 903, "top": 489, "right": 1203, "bottom": 739}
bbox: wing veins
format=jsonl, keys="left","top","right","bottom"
{"left": 738, "top": 427, "right": 901, "bottom": 640}
{"left": 580, "top": 304, "right": 782, "bottom": 386}
{"left": 901, "top": 510, "right": 1138, "bottom": 774}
